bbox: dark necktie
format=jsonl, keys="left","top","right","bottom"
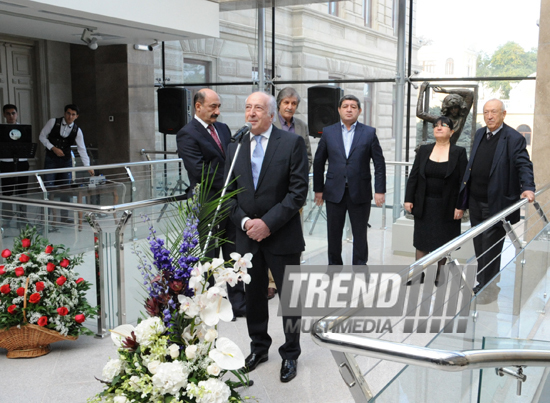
{"left": 207, "top": 124, "right": 224, "bottom": 154}
{"left": 487, "top": 131, "right": 494, "bottom": 140}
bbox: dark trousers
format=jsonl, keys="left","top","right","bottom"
{"left": 326, "top": 188, "right": 371, "bottom": 265}
{"left": 44, "top": 154, "right": 72, "bottom": 219}
{"left": 469, "top": 196, "right": 506, "bottom": 287}
{"left": 246, "top": 248, "right": 301, "bottom": 360}
{"left": 0, "top": 160, "right": 30, "bottom": 217}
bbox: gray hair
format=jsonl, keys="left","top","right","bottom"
{"left": 485, "top": 98, "right": 506, "bottom": 112}
{"left": 276, "top": 87, "right": 301, "bottom": 109}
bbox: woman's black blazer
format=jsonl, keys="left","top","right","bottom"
{"left": 404, "top": 143, "right": 468, "bottom": 220}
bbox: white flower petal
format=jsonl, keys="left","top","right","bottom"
{"left": 201, "top": 297, "right": 233, "bottom": 326}
{"left": 209, "top": 337, "right": 245, "bottom": 370}
{"left": 110, "top": 324, "right": 135, "bottom": 347}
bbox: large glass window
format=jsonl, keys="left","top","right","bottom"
{"left": 363, "top": 0, "right": 371, "bottom": 27}
{"left": 328, "top": 2, "right": 338, "bottom": 17}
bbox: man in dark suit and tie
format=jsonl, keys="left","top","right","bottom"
{"left": 459, "top": 99, "right": 535, "bottom": 302}
{"left": 225, "top": 91, "right": 309, "bottom": 383}
{"left": 176, "top": 88, "right": 245, "bottom": 317}
{"left": 313, "top": 94, "right": 386, "bottom": 265}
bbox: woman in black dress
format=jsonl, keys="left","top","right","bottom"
{"left": 404, "top": 116, "right": 468, "bottom": 282}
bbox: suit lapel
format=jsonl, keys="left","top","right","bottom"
{"left": 195, "top": 119, "right": 224, "bottom": 158}
{"left": 256, "top": 126, "right": 281, "bottom": 189}
{"left": 333, "top": 124, "right": 347, "bottom": 159}
{"left": 419, "top": 143, "right": 434, "bottom": 178}
{"left": 238, "top": 136, "right": 254, "bottom": 189}
{"left": 490, "top": 125, "right": 507, "bottom": 177}
{"left": 348, "top": 123, "right": 362, "bottom": 158}
{"left": 445, "top": 145, "right": 458, "bottom": 178}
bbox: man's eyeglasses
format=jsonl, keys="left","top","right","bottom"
{"left": 433, "top": 123, "right": 449, "bottom": 129}
{"left": 4, "top": 112, "right": 16, "bottom": 115}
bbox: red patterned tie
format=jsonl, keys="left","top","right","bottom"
{"left": 207, "top": 124, "right": 224, "bottom": 155}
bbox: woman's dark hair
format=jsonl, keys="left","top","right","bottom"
{"left": 434, "top": 115, "right": 453, "bottom": 131}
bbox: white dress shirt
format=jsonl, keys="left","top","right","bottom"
{"left": 39, "top": 118, "right": 90, "bottom": 166}
{"left": 241, "top": 125, "right": 273, "bottom": 230}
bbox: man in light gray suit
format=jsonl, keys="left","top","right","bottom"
{"left": 273, "top": 87, "right": 312, "bottom": 170}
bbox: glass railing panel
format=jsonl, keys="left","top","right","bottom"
{"left": 478, "top": 337, "right": 550, "bottom": 402}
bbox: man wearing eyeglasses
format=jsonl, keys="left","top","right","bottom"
{"left": 459, "top": 98, "right": 535, "bottom": 304}
{"left": 313, "top": 94, "right": 386, "bottom": 265}
{"left": 0, "top": 104, "right": 30, "bottom": 225}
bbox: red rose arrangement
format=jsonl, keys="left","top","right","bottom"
{"left": 0, "top": 227, "right": 98, "bottom": 337}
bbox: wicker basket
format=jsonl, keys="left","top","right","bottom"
{"left": 0, "top": 324, "right": 77, "bottom": 358}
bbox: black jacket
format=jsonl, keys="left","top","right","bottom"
{"left": 405, "top": 143, "right": 468, "bottom": 221}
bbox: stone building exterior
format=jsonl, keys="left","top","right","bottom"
{"left": 156, "top": 1, "right": 420, "bottom": 158}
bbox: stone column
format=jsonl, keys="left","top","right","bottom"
{"left": 530, "top": 0, "right": 550, "bottom": 237}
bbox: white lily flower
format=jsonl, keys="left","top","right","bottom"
{"left": 200, "top": 296, "right": 233, "bottom": 326}
{"left": 209, "top": 337, "right": 245, "bottom": 370}
{"left": 178, "top": 295, "right": 200, "bottom": 318}
{"left": 204, "top": 328, "right": 218, "bottom": 343}
{"left": 207, "top": 286, "right": 227, "bottom": 299}
{"left": 230, "top": 252, "right": 253, "bottom": 272}
{"left": 215, "top": 268, "right": 239, "bottom": 287}
{"left": 210, "top": 258, "right": 225, "bottom": 272}
{"left": 110, "top": 324, "right": 135, "bottom": 347}
{"left": 241, "top": 273, "right": 251, "bottom": 284}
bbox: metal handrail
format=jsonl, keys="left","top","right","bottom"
{"left": 312, "top": 318, "right": 550, "bottom": 371}
{"left": 311, "top": 181, "right": 550, "bottom": 374}
{"left": 0, "top": 193, "right": 186, "bottom": 213}
{"left": 404, "top": 182, "right": 550, "bottom": 281}
{"left": 0, "top": 158, "right": 183, "bottom": 179}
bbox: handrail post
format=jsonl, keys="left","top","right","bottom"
{"left": 331, "top": 351, "right": 372, "bottom": 402}
{"left": 115, "top": 210, "right": 132, "bottom": 326}
{"left": 124, "top": 167, "right": 137, "bottom": 240}
{"left": 36, "top": 173, "right": 49, "bottom": 234}
{"left": 86, "top": 212, "right": 106, "bottom": 338}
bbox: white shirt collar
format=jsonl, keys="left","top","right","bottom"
{"left": 249, "top": 124, "right": 273, "bottom": 141}
{"left": 195, "top": 115, "right": 210, "bottom": 129}
{"left": 62, "top": 118, "right": 74, "bottom": 128}
{"left": 487, "top": 123, "right": 504, "bottom": 134}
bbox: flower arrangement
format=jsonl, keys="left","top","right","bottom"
{"left": 91, "top": 189, "right": 252, "bottom": 403}
{"left": 0, "top": 226, "right": 98, "bottom": 337}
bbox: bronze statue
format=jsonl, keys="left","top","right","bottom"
{"left": 417, "top": 81, "right": 474, "bottom": 145}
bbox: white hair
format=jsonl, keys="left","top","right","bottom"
{"left": 246, "top": 91, "right": 277, "bottom": 120}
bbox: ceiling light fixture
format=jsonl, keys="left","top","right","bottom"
{"left": 81, "top": 28, "right": 98, "bottom": 50}
{"left": 134, "top": 40, "right": 159, "bottom": 52}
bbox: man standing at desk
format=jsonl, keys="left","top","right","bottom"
{"left": 1, "top": 104, "right": 29, "bottom": 224}
{"left": 39, "top": 104, "right": 94, "bottom": 223}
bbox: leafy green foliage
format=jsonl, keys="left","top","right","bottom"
{"left": 477, "top": 41, "right": 537, "bottom": 98}
{"left": 0, "top": 226, "right": 98, "bottom": 336}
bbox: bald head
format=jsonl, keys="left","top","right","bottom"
{"left": 195, "top": 88, "right": 221, "bottom": 125}
{"left": 483, "top": 99, "right": 506, "bottom": 132}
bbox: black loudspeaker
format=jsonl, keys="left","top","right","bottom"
{"left": 308, "top": 85, "right": 343, "bottom": 138}
{"left": 158, "top": 87, "right": 192, "bottom": 134}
